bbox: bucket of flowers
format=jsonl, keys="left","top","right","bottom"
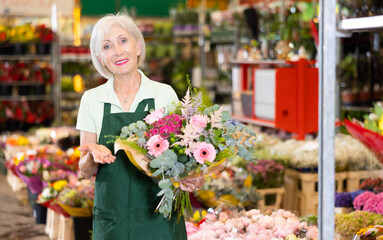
{"left": 113, "top": 85, "right": 257, "bottom": 220}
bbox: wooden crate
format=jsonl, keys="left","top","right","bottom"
{"left": 283, "top": 169, "right": 348, "bottom": 215}
{"left": 346, "top": 170, "right": 383, "bottom": 192}
{"left": 296, "top": 192, "right": 318, "bottom": 216}
{"left": 6, "top": 170, "right": 26, "bottom": 192}
{"left": 58, "top": 215, "right": 74, "bottom": 240}
{"left": 256, "top": 187, "right": 284, "bottom": 212}
{"left": 334, "top": 233, "right": 354, "bottom": 240}
{"left": 46, "top": 209, "right": 60, "bottom": 240}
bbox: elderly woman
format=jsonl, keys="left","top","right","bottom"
{"left": 77, "top": 13, "right": 201, "bottom": 239}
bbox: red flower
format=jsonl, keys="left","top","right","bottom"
{"left": 35, "top": 24, "right": 54, "bottom": 43}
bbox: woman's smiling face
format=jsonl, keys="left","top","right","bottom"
{"left": 99, "top": 24, "right": 141, "bottom": 77}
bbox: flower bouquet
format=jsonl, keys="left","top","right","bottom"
{"left": 114, "top": 87, "right": 257, "bottom": 220}
{"left": 15, "top": 156, "right": 51, "bottom": 194}
{"left": 57, "top": 179, "right": 94, "bottom": 217}
{"left": 344, "top": 102, "right": 383, "bottom": 164}
{"left": 37, "top": 184, "right": 70, "bottom": 217}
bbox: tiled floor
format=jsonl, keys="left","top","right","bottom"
{"left": 0, "top": 173, "right": 49, "bottom": 240}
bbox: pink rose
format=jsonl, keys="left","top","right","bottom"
{"left": 19, "top": 165, "right": 26, "bottom": 173}
{"left": 143, "top": 108, "right": 164, "bottom": 124}
{"left": 190, "top": 115, "right": 208, "bottom": 132}
{"left": 146, "top": 135, "right": 169, "bottom": 157}
{"left": 193, "top": 142, "right": 216, "bottom": 164}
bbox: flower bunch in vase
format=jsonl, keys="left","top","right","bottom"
{"left": 114, "top": 86, "right": 257, "bottom": 220}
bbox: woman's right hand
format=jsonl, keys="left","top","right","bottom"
{"left": 78, "top": 143, "right": 116, "bottom": 164}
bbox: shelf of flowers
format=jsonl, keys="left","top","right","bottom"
{"left": 0, "top": 26, "right": 57, "bottom": 132}
{"left": 0, "top": 127, "right": 95, "bottom": 240}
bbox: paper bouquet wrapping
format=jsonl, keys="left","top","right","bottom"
{"left": 344, "top": 119, "right": 383, "bottom": 164}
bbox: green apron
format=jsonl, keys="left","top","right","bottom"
{"left": 94, "top": 99, "right": 187, "bottom": 240}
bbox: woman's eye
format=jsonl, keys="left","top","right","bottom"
{"left": 121, "top": 38, "right": 127, "bottom": 44}
{"left": 103, "top": 44, "right": 111, "bottom": 50}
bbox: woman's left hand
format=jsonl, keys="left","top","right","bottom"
{"left": 179, "top": 177, "right": 204, "bottom": 192}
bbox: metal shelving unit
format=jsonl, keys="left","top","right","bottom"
{"left": 319, "top": 2, "right": 383, "bottom": 237}
{"left": 0, "top": 41, "right": 61, "bottom": 126}
{"left": 0, "top": 55, "right": 51, "bottom": 61}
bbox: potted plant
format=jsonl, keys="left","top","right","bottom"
{"left": 0, "top": 24, "right": 12, "bottom": 55}
{"left": 34, "top": 24, "right": 54, "bottom": 55}
{"left": 9, "top": 24, "right": 35, "bottom": 55}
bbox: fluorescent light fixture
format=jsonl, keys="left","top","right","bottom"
{"left": 339, "top": 16, "right": 383, "bottom": 31}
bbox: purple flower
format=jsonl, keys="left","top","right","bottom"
{"left": 335, "top": 192, "right": 352, "bottom": 207}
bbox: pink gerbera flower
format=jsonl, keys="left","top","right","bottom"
{"left": 193, "top": 142, "right": 216, "bottom": 164}
{"left": 146, "top": 135, "right": 169, "bottom": 157}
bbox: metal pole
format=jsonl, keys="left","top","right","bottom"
{"left": 318, "top": 0, "right": 336, "bottom": 239}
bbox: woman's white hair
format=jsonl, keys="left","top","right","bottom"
{"left": 90, "top": 12, "right": 146, "bottom": 79}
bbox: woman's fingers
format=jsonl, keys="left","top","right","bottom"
{"left": 95, "top": 151, "right": 115, "bottom": 164}
{"left": 180, "top": 177, "right": 205, "bottom": 192}
{"left": 79, "top": 143, "right": 116, "bottom": 164}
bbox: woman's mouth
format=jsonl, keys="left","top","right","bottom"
{"left": 115, "top": 59, "right": 128, "bottom": 66}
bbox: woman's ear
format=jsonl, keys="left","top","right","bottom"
{"left": 97, "top": 56, "right": 106, "bottom": 67}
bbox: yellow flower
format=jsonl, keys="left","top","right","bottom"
{"left": 73, "top": 147, "right": 81, "bottom": 158}
{"left": 201, "top": 210, "right": 207, "bottom": 218}
{"left": 16, "top": 136, "right": 29, "bottom": 146}
{"left": 193, "top": 211, "right": 201, "bottom": 222}
{"left": 52, "top": 180, "right": 68, "bottom": 191}
{"left": 243, "top": 175, "right": 252, "bottom": 188}
{"left": 379, "top": 115, "right": 383, "bottom": 135}
{"left": 14, "top": 154, "right": 25, "bottom": 166}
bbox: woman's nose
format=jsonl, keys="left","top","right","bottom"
{"left": 114, "top": 44, "right": 123, "bottom": 55}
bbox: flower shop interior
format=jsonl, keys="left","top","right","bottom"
{"left": 1, "top": 0, "right": 383, "bottom": 239}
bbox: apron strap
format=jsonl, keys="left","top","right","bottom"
{"left": 103, "top": 103, "right": 111, "bottom": 114}
{"left": 135, "top": 98, "right": 155, "bottom": 112}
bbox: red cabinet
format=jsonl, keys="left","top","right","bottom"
{"left": 232, "top": 59, "right": 318, "bottom": 139}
